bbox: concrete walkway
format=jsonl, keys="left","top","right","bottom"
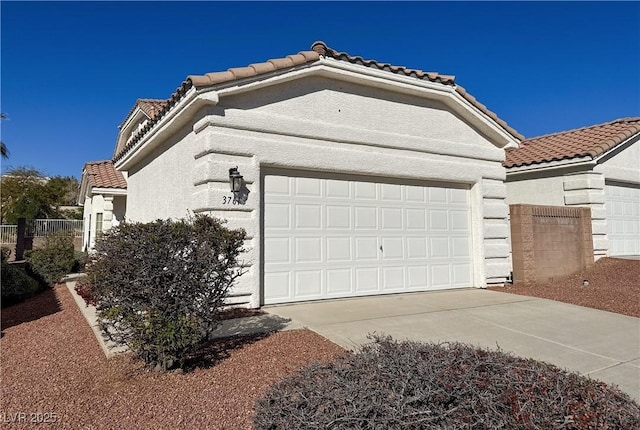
{"left": 265, "top": 289, "right": 640, "bottom": 401}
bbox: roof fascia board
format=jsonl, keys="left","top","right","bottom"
{"left": 91, "top": 187, "right": 128, "bottom": 196}
{"left": 78, "top": 171, "right": 90, "bottom": 201}
{"left": 114, "top": 87, "right": 219, "bottom": 171}
{"left": 120, "top": 108, "right": 149, "bottom": 132}
{"left": 506, "top": 156, "right": 595, "bottom": 175}
{"left": 593, "top": 133, "right": 640, "bottom": 165}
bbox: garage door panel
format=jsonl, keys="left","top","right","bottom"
{"left": 407, "top": 266, "right": 428, "bottom": 289}
{"left": 265, "top": 203, "right": 290, "bottom": 228}
{"left": 381, "top": 207, "right": 403, "bottom": 229}
{"left": 295, "top": 177, "right": 321, "bottom": 196}
{"left": 355, "top": 182, "right": 377, "bottom": 200}
{"left": 264, "top": 272, "right": 290, "bottom": 301}
{"left": 605, "top": 183, "right": 640, "bottom": 256}
{"left": 431, "top": 264, "right": 451, "bottom": 287}
{"left": 405, "top": 186, "right": 426, "bottom": 202}
{"left": 326, "top": 237, "right": 351, "bottom": 261}
{"left": 451, "top": 211, "right": 470, "bottom": 231}
{"left": 452, "top": 237, "right": 471, "bottom": 258}
{"left": 295, "top": 271, "right": 322, "bottom": 297}
{"left": 265, "top": 238, "right": 290, "bottom": 263}
{"left": 264, "top": 174, "right": 472, "bottom": 304}
{"left": 295, "top": 237, "right": 322, "bottom": 262}
{"left": 327, "top": 269, "right": 352, "bottom": 295}
{"left": 430, "top": 237, "right": 450, "bottom": 258}
{"left": 381, "top": 237, "right": 403, "bottom": 259}
{"left": 406, "top": 209, "right": 427, "bottom": 230}
{"left": 381, "top": 183, "right": 402, "bottom": 201}
{"left": 326, "top": 205, "right": 351, "bottom": 229}
{"left": 326, "top": 180, "right": 350, "bottom": 198}
{"left": 429, "top": 210, "right": 449, "bottom": 230}
{"left": 356, "top": 268, "right": 379, "bottom": 292}
{"left": 453, "top": 264, "right": 472, "bottom": 285}
{"left": 383, "top": 267, "right": 404, "bottom": 290}
{"left": 355, "top": 237, "right": 379, "bottom": 260}
{"left": 407, "top": 237, "right": 427, "bottom": 259}
{"left": 295, "top": 204, "right": 322, "bottom": 228}
{"left": 264, "top": 175, "right": 290, "bottom": 195}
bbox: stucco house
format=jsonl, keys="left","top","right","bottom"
{"left": 78, "top": 160, "right": 127, "bottom": 251}
{"left": 112, "top": 41, "right": 522, "bottom": 307}
{"left": 505, "top": 117, "right": 640, "bottom": 258}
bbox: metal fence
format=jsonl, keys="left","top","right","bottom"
{"left": 27, "top": 219, "right": 84, "bottom": 238}
{"left": 0, "top": 225, "right": 17, "bottom": 244}
{"left": 0, "top": 219, "right": 83, "bottom": 243}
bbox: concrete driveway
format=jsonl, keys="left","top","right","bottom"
{"left": 266, "top": 289, "right": 640, "bottom": 401}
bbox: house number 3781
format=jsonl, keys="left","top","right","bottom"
{"left": 222, "top": 195, "right": 238, "bottom": 205}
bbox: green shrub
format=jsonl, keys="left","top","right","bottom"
{"left": 86, "top": 214, "right": 246, "bottom": 371}
{"left": 71, "top": 250, "right": 88, "bottom": 273}
{"left": 26, "top": 231, "right": 75, "bottom": 285}
{"left": 1, "top": 260, "right": 41, "bottom": 307}
{"left": 255, "top": 336, "right": 640, "bottom": 429}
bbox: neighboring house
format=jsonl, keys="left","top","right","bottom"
{"left": 505, "top": 117, "right": 640, "bottom": 258}
{"left": 78, "top": 160, "right": 127, "bottom": 251}
{"left": 112, "top": 41, "right": 522, "bottom": 307}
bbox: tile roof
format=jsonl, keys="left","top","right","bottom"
{"left": 83, "top": 160, "right": 127, "bottom": 189}
{"left": 137, "top": 98, "right": 167, "bottom": 119}
{"left": 113, "top": 41, "right": 522, "bottom": 163}
{"left": 504, "top": 117, "right": 640, "bottom": 168}
{"left": 119, "top": 98, "right": 167, "bottom": 129}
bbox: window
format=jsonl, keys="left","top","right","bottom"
{"left": 96, "top": 213, "right": 103, "bottom": 236}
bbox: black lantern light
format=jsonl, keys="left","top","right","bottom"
{"left": 229, "top": 167, "right": 243, "bottom": 193}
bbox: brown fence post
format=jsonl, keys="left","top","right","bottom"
{"left": 15, "top": 218, "right": 26, "bottom": 261}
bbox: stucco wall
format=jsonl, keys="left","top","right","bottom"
{"left": 125, "top": 77, "right": 513, "bottom": 306}
{"left": 505, "top": 175, "right": 566, "bottom": 206}
{"left": 125, "top": 122, "right": 198, "bottom": 221}
{"left": 595, "top": 138, "right": 640, "bottom": 184}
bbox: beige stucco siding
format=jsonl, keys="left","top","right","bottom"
{"left": 505, "top": 175, "right": 566, "bottom": 206}
{"left": 124, "top": 77, "right": 513, "bottom": 306}
{"left": 125, "top": 122, "right": 198, "bottom": 222}
{"left": 595, "top": 138, "right": 640, "bottom": 184}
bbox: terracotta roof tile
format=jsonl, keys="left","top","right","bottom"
{"left": 83, "top": 160, "right": 127, "bottom": 189}
{"left": 118, "top": 98, "right": 167, "bottom": 129}
{"left": 504, "top": 117, "right": 640, "bottom": 168}
{"left": 114, "top": 41, "right": 522, "bottom": 163}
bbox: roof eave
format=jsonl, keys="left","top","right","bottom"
{"left": 114, "top": 86, "right": 218, "bottom": 171}
{"left": 91, "top": 187, "right": 127, "bottom": 196}
{"left": 505, "top": 156, "right": 596, "bottom": 175}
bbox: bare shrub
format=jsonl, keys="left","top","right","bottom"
{"left": 255, "top": 335, "right": 640, "bottom": 429}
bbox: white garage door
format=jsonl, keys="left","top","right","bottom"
{"left": 605, "top": 183, "right": 640, "bottom": 256}
{"left": 263, "top": 174, "right": 472, "bottom": 304}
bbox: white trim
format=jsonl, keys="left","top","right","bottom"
{"left": 90, "top": 187, "right": 127, "bottom": 196}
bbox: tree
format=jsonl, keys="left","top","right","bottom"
{"left": 1, "top": 113, "right": 8, "bottom": 159}
{"left": 0, "top": 166, "right": 80, "bottom": 224}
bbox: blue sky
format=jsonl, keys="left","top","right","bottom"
{"left": 1, "top": 1, "right": 639, "bottom": 179}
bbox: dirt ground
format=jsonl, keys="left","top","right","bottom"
{"left": 490, "top": 257, "right": 640, "bottom": 318}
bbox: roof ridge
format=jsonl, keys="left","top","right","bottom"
{"left": 311, "top": 41, "right": 456, "bottom": 85}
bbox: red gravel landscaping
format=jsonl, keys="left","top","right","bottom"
{"left": 2, "top": 258, "right": 637, "bottom": 429}
{"left": 490, "top": 257, "right": 640, "bottom": 318}
{"left": 0, "top": 285, "right": 344, "bottom": 429}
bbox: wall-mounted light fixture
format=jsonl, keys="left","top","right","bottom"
{"left": 229, "top": 167, "right": 243, "bottom": 193}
